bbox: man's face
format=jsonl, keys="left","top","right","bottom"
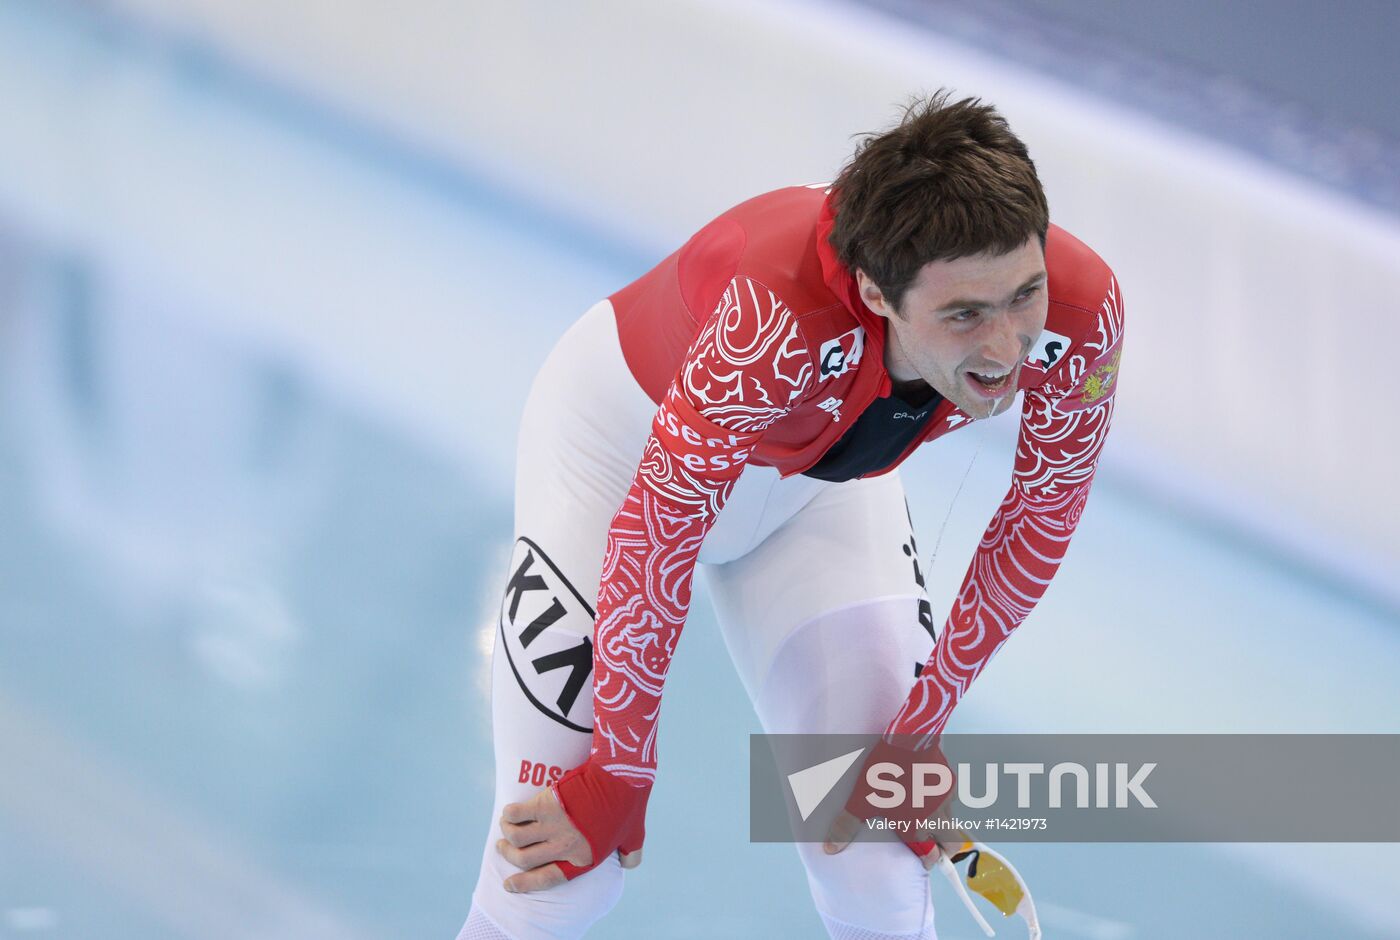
{"left": 857, "top": 237, "right": 1048, "bottom": 419}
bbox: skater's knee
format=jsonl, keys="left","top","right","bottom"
{"left": 797, "top": 840, "right": 934, "bottom": 939}
{"left": 469, "top": 848, "right": 624, "bottom": 940}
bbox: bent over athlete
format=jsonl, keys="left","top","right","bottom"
{"left": 459, "top": 93, "right": 1124, "bottom": 940}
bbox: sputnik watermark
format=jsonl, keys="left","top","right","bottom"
{"left": 862, "top": 761, "right": 1157, "bottom": 810}
{"left": 785, "top": 749, "right": 1155, "bottom": 823}
{"left": 753, "top": 733, "right": 1400, "bottom": 844}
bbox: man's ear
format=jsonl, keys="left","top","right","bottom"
{"left": 854, "top": 269, "right": 896, "bottom": 320}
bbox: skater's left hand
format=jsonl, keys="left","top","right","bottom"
{"left": 822, "top": 737, "right": 967, "bottom": 868}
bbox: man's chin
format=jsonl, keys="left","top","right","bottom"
{"left": 988, "top": 394, "right": 1017, "bottom": 417}
{"left": 952, "top": 391, "right": 1015, "bottom": 420}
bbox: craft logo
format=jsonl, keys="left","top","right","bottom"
{"left": 499, "top": 537, "right": 595, "bottom": 731}
{"left": 819, "top": 327, "right": 865, "bottom": 380}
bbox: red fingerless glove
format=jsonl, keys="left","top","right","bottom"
{"left": 549, "top": 761, "right": 652, "bottom": 880}
{"left": 842, "top": 736, "right": 952, "bottom": 859}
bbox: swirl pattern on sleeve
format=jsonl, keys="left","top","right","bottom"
{"left": 679, "top": 277, "right": 815, "bottom": 432}
{"left": 589, "top": 277, "right": 813, "bottom": 785}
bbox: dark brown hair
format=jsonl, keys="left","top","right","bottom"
{"left": 828, "top": 91, "right": 1049, "bottom": 313}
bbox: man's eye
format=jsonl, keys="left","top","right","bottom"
{"left": 952, "top": 309, "right": 979, "bottom": 322}
{"left": 1014, "top": 286, "right": 1040, "bottom": 304}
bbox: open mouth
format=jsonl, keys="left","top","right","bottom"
{"left": 965, "top": 368, "right": 1015, "bottom": 397}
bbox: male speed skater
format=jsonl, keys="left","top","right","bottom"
{"left": 459, "top": 91, "right": 1123, "bottom": 940}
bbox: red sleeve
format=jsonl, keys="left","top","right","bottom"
{"left": 885, "top": 275, "right": 1126, "bottom": 746}
{"left": 589, "top": 276, "right": 814, "bottom": 783}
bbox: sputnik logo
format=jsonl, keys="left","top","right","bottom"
{"left": 786, "top": 747, "right": 867, "bottom": 821}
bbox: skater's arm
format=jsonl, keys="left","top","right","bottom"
{"left": 889, "top": 274, "right": 1125, "bottom": 747}
{"left": 825, "top": 275, "right": 1125, "bottom": 863}
{"left": 500, "top": 277, "right": 814, "bottom": 889}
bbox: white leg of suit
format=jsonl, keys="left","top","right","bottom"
{"left": 459, "top": 300, "right": 937, "bottom": 939}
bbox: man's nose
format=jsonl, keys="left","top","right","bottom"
{"left": 980, "top": 316, "right": 1026, "bottom": 368}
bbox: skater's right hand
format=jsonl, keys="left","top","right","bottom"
{"left": 497, "top": 761, "right": 648, "bottom": 893}
{"left": 497, "top": 785, "right": 590, "bottom": 894}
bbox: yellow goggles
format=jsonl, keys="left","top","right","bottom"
{"left": 955, "top": 842, "right": 1025, "bottom": 916}
{"left": 938, "top": 841, "right": 1041, "bottom": 939}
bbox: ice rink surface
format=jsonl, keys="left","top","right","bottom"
{"left": 0, "top": 4, "right": 1396, "bottom": 938}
